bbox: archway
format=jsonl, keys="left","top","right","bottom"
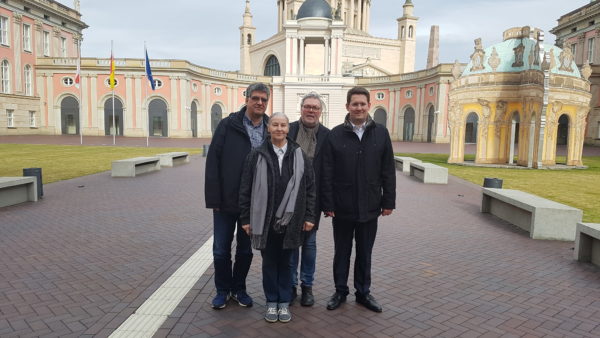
{"left": 60, "top": 96, "right": 79, "bottom": 135}
{"left": 508, "top": 112, "right": 520, "bottom": 164}
{"left": 104, "top": 97, "right": 124, "bottom": 136}
{"left": 211, "top": 103, "right": 223, "bottom": 135}
{"left": 557, "top": 114, "right": 569, "bottom": 145}
{"left": 191, "top": 101, "right": 198, "bottom": 137}
{"left": 264, "top": 55, "right": 281, "bottom": 76}
{"left": 427, "top": 106, "right": 435, "bottom": 142}
{"left": 403, "top": 107, "right": 415, "bottom": 141}
{"left": 465, "top": 112, "right": 478, "bottom": 144}
{"left": 148, "top": 98, "right": 168, "bottom": 137}
{"left": 373, "top": 108, "right": 387, "bottom": 127}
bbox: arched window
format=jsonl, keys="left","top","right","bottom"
{"left": 264, "top": 55, "right": 281, "bottom": 76}
{"left": 1, "top": 60, "right": 10, "bottom": 94}
{"left": 401, "top": 26, "right": 405, "bottom": 38}
{"left": 247, "top": 34, "right": 252, "bottom": 45}
{"left": 24, "top": 65, "right": 32, "bottom": 96}
{"left": 408, "top": 26, "right": 414, "bottom": 38}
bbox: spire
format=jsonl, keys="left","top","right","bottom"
{"left": 403, "top": 0, "right": 414, "bottom": 17}
{"left": 243, "top": 0, "right": 253, "bottom": 26}
{"left": 73, "top": 0, "right": 80, "bottom": 12}
{"left": 245, "top": 0, "right": 251, "bottom": 14}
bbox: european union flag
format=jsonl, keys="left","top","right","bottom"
{"left": 145, "top": 48, "right": 155, "bottom": 90}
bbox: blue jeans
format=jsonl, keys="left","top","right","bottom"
{"left": 290, "top": 228, "right": 317, "bottom": 287}
{"left": 212, "top": 210, "right": 253, "bottom": 293}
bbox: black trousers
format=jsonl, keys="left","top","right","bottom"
{"left": 261, "top": 231, "right": 293, "bottom": 303}
{"left": 332, "top": 217, "right": 378, "bottom": 297}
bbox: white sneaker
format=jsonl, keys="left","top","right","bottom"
{"left": 278, "top": 303, "right": 291, "bottom": 322}
{"left": 264, "top": 302, "right": 278, "bottom": 323}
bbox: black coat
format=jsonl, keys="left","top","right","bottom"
{"left": 204, "top": 107, "right": 268, "bottom": 213}
{"left": 321, "top": 115, "right": 396, "bottom": 222}
{"left": 239, "top": 138, "right": 316, "bottom": 250}
{"left": 288, "top": 121, "right": 330, "bottom": 228}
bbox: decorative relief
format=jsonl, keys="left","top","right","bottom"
{"left": 470, "top": 38, "right": 486, "bottom": 72}
{"left": 34, "top": 20, "right": 43, "bottom": 31}
{"left": 558, "top": 48, "right": 574, "bottom": 72}
{"left": 13, "top": 12, "right": 23, "bottom": 23}
{"left": 488, "top": 47, "right": 501, "bottom": 72}
{"left": 494, "top": 100, "right": 507, "bottom": 138}
{"left": 343, "top": 46, "right": 381, "bottom": 59}
{"left": 478, "top": 98, "right": 491, "bottom": 140}
{"left": 581, "top": 61, "right": 592, "bottom": 80}
{"left": 512, "top": 41, "right": 525, "bottom": 67}
{"left": 451, "top": 59, "right": 462, "bottom": 80}
{"left": 448, "top": 102, "right": 462, "bottom": 131}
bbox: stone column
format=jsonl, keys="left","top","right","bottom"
{"left": 170, "top": 76, "right": 179, "bottom": 133}
{"left": 34, "top": 20, "right": 43, "bottom": 58}
{"left": 357, "top": 0, "right": 363, "bottom": 31}
{"left": 52, "top": 26, "right": 61, "bottom": 57}
{"left": 13, "top": 13, "right": 23, "bottom": 94}
{"left": 350, "top": 0, "right": 355, "bottom": 29}
{"left": 324, "top": 37, "right": 330, "bottom": 75}
{"left": 299, "top": 37, "right": 305, "bottom": 75}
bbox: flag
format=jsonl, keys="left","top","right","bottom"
{"left": 74, "top": 42, "right": 81, "bottom": 88}
{"left": 145, "top": 47, "right": 155, "bottom": 90}
{"left": 109, "top": 48, "right": 115, "bottom": 89}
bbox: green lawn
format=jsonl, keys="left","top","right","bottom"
{"left": 397, "top": 153, "right": 600, "bottom": 223}
{"left": 0, "top": 144, "right": 201, "bottom": 184}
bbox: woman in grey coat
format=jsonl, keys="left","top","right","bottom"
{"left": 239, "top": 112, "right": 316, "bottom": 323}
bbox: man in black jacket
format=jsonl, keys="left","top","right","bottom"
{"left": 321, "top": 86, "right": 396, "bottom": 313}
{"left": 288, "top": 92, "right": 330, "bottom": 307}
{"left": 205, "top": 82, "right": 270, "bottom": 309}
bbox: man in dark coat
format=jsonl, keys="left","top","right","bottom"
{"left": 288, "top": 92, "right": 330, "bottom": 307}
{"left": 205, "top": 82, "right": 271, "bottom": 309}
{"left": 321, "top": 86, "right": 396, "bottom": 313}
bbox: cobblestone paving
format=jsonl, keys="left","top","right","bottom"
{"left": 0, "top": 136, "right": 599, "bottom": 337}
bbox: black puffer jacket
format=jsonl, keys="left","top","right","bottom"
{"left": 204, "top": 107, "right": 268, "bottom": 213}
{"left": 321, "top": 114, "right": 396, "bottom": 222}
{"left": 239, "top": 137, "right": 316, "bottom": 250}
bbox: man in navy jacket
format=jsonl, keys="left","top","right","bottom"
{"left": 205, "top": 83, "right": 270, "bottom": 309}
{"left": 321, "top": 86, "right": 396, "bottom": 313}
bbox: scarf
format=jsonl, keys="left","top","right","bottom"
{"left": 250, "top": 147, "right": 305, "bottom": 236}
{"left": 296, "top": 122, "right": 317, "bottom": 159}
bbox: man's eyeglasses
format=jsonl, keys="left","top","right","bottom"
{"left": 302, "top": 105, "right": 321, "bottom": 112}
{"left": 250, "top": 96, "right": 268, "bottom": 103}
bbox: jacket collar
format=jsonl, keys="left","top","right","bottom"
{"left": 342, "top": 113, "right": 375, "bottom": 131}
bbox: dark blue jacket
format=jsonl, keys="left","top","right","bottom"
{"left": 204, "top": 107, "right": 268, "bottom": 213}
{"left": 321, "top": 115, "right": 396, "bottom": 222}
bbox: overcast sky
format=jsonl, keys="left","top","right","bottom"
{"left": 59, "top": 0, "right": 590, "bottom": 72}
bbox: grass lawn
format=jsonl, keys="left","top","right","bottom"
{"left": 0, "top": 144, "right": 201, "bottom": 184}
{"left": 396, "top": 153, "right": 600, "bottom": 223}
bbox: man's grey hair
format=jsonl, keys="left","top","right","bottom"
{"left": 246, "top": 82, "right": 270, "bottom": 100}
{"left": 269, "top": 112, "right": 289, "bottom": 123}
{"left": 300, "top": 91, "right": 325, "bottom": 111}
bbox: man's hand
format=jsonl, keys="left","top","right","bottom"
{"left": 303, "top": 222, "right": 315, "bottom": 231}
{"left": 381, "top": 209, "right": 393, "bottom": 216}
{"left": 324, "top": 211, "right": 335, "bottom": 217}
{"left": 242, "top": 224, "right": 252, "bottom": 235}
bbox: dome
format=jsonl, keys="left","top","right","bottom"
{"left": 297, "top": 0, "right": 333, "bottom": 20}
{"left": 461, "top": 27, "right": 581, "bottom": 78}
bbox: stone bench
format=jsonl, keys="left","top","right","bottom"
{"left": 409, "top": 162, "right": 448, "bottom": 184}
{"left": 157, "top": 152, "right": 190, "bottom": 167}
{"left": 394, "top": 156, "right": 422, "bottom": 173}
{"left": 0, "top": 177, "right": 38, "bottom": 207}
{"left": 574, "top": 223, "right": 600, "bottom": 266}
{"left": 481, "top": 188, "right": 582, "bottom": 241}
{"left": 111, "top": 157, "right": 161, "bottom": 177}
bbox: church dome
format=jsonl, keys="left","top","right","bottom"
{"left": 297, "top": 0, "right": 333, "bottom": 20}
{"left": 461, "top": 26, "right": 581, "bottom": 78}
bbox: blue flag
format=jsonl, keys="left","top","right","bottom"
{"left": 145, "top": 48, "right": 155, "bottom": 90}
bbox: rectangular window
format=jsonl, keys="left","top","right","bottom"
{"left": 23, "top": 24, "right": 31, "bottom": 52}
{"left": 43, "top": 31, "right": 50, "bottom": 56}
{"left": 0, "top": 16, "right": 8, "bottom": 45}
{"left": 60, "top": 37, "right": 67, "bottom": 57}
{"left": 588, "top": 38, "right": 595, "bottom": 63}
{"left": 29, "top": 111, "right": 35, "bottom": 127}
{"left": 7, "top": 109, "right": 14, "bottom": 128}
{"left": 571, "top": 44, "right": 577, "bottom": 58}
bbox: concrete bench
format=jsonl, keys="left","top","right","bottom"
{"left": 157, "top": 152, "right": 190, "bottom": 167}
{"left": 481, "top": 188, "right": 582, "bottom": 241}
{"left": 574, "top": 223, "right": 600, "bottom": 266}
{"left": 394, "top": 156, "right": 422, "bottom": 173}
{"left": 0, "top": 177, "right": 38, "bottom": 207}
{"left": 409, "top": 162, "right": 448, "bottom": 184}
{"left": 111, "top": 157, "right": 161, "bottom": 177}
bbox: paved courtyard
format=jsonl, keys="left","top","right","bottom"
{"left": 0, "top": 136, "right": 599, "bottom": 337}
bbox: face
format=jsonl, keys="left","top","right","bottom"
{"left": 346, "top": 94, "right": 371, "bottom": 124}
{"left": 268, "top": 116, "right": 289, "bottom": 143}
{"left": 245, "top": 91, "right": 269, "bottom": 118}
{"left": 300, "top": 97, "right": 322, "bottom": 128}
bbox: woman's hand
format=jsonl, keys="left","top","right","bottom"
{"left": 242, "top": 224, "right": 252, "bottom": 236}
{"left": 303, "top": 222, "right": 315, "bottom": 232}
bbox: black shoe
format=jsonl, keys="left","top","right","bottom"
{"left": 356, "top": 294, "right": 382, "bottom": 313}
{"left": 326, "top": 292, "right": 346, "bottom": 310}
{"left": 300, "top": 286, "right": 314, "bottom": 307}
{"left": 290, "top": 287, "right": 297, "bottom": 306}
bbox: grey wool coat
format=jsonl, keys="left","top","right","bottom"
{"left": 239, "top": 137, "right": 317, "bottom": 250}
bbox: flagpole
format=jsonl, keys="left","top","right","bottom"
{"left": 145, "top": 41, "right": 149, "bottom": 147}
{"left": 111, "top": 40, "right": 116, "bottom": 146}
{"left": 77, "top": 40, "right": 82, "bottom": 145}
